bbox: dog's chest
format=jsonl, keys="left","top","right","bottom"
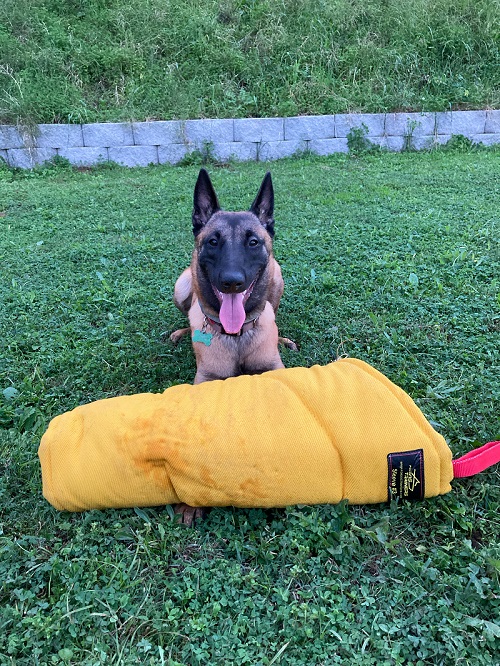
{"left": 213, "top": 325, "right": 260, "bottom": 351}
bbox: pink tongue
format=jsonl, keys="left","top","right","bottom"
{"left": 219, "top": 292, "right": 246, "bottom": 334}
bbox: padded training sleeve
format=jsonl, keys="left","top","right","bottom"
{"left": 38, "top": 358, "right": 453, "bottom": 511}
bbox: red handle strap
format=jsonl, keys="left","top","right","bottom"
{"left": 452, "top": 441, "right": 500, "bottom": 478}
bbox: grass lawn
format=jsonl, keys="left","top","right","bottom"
{"left": 0, "top": 148, "right": 499, "bottom": 665}
{"left": 0, "top": 0, "right": 499, "bottom": 124}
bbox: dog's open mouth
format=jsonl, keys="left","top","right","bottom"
{"left": 212, "top": 279, "right": 257, "bottom": 334}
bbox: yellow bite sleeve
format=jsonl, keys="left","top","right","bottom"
{"left": 38, "top": 358, "right": 453, "bottom": 511}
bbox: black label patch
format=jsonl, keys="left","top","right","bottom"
{"left": 388, "top": 449, "right": 425, "bottom": 501}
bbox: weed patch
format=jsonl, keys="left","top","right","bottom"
{"left": 347, "top": 124, "right": 382, "bottom": 156}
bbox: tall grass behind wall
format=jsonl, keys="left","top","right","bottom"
{"left": 0, "top": 0, "right": 498, "bottom": 124}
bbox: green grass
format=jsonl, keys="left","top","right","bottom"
{"left": 0, "top": 149, "right": 499, "bottom": 665}
{"left": 0, "top": 0, "right": 499, "bottom": 124}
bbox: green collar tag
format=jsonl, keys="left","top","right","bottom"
{"left": 193, "top": 329, "right": 213, "bottom": 346}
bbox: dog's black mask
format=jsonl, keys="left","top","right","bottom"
{"left": 192, "top": 169, "right": 275, "bottom": 333}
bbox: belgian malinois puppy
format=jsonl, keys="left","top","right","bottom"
{"left": 170, "top": 169, "right": 295, "bottom": 524}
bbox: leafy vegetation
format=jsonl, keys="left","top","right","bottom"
{"left": 0, "top": 0, "right": 499, "bottom": 124}
{"left": 1, "top": 149, "right": 499, "bottom": 664}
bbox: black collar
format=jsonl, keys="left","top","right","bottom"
{"left": 198, "top": 301, "right": 261, "bottom": 337}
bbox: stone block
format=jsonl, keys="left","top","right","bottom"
{"left": 387, "top": 135, "right": 448, "bottom": 151}
{"left": 83, "top": 123, "right": 134, "bottom": 147}
{"left": 58, "top": 147, "right": 108, "bottom": 166}
{"left": 258, "top": 140, "right": 306, "bottom": 161}
{"left": 211, "top": 142, "right": 258, "bottom": 162}
{"left": 335, "top": 113, "right": 385, "bottom": 138}
{"left": 434, "top": 135, "right": 453, "bottom": 147}
{"left": 108, "top": 146, "right": 158, "bottom": 167}
{"left": 451, "top": 110, "right": 486, "bottom": 136}
{"left": 385, "top": 113, "right": 435, "bottom": 137}
{"left": 309, "top": 138, "right": 348, "bottom": 155}
{"left": 435, "top": 112, "right": 452, "bottom": 135}
{"left": 485, "top": 110, "right": 500, "bottom": 134}
{"left": 0, "top": 125, "right": 25, "bottom": 149}
{"left": 370, "top": 136, "right": 389, "bottom": 149}
{"left": 284, "top": 115, "right": 335, "bottom": 140}
{"left": 183, "top": 119, "right": 234, "bottom": 146}
{"left": 234, "top": 118, "right": 284, "bottom": 142}
{"left": 0, "top": 149, "right": 8, "bottom": 164}
{"left": 133, "top": 121, "right": 183, "bottom": 145}
{"left": 7, "top": 148, "right": 57, "bottom": 168}
{"left": 36, "top": 124, "right": 83, "bottom": 148}
{"left": 158, "top": 144, "right": 188, "bottom": 165}
{"left": 471, "top": 133, "right": 500, "bottom": 146}
{"left": 385, "top": 136, "right": 405, "bottom": 152}
{"left": 411, "top": 136, "right": 437, "bottom": 151}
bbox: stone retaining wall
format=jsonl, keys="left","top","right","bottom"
{"left": 0, "top": 110, "right": 498, "bottom": 168}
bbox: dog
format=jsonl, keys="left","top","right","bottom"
{"left": 171, "top": 168, "right": 296, "bottom": 383}
{"left": 170, "top": 168, "right": 296, "bottom": 524}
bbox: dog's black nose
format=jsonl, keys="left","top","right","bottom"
{"left": 220, "top": 270, "right": 245, "bottom": 293}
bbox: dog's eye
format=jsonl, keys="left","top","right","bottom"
{"left": 208, "top": 238, "right": 218, "bottom": 247}
{"left": 248, "top": 238, "right": 259, "bottom": 247}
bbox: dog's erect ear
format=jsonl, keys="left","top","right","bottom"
{"left": 192, "top": 168, "right": 221, "bottom": 236}
{"left": 250, "top": 172, "right": 275, "bottom": 236}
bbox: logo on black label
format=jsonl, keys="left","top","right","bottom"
{"left": 388, "top": 449, "right": 425, "bottom": 501}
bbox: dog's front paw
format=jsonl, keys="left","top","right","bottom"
{"left": 169, "top": 327, "right": 191, "bottom": 345}
{"left": 174, "top": 503, "right": 207, "bottom": 527}
{"left": 279, "top": 336, "right": 298, "bottom": 351}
